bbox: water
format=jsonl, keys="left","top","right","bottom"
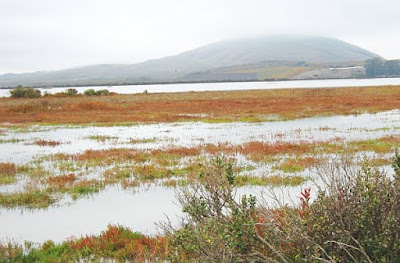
{"left": 1, "top": 110, "right": 400, "bottom": 243}
{"left": 0, "top": 183, "right": 317, "bottom": 243}
{"left": 1, "top": 110, "right": 399, "bottom": 164}
{"left": 1, "top": 77, "right": 400, "bottom": 97}
{"left": 0, "top": 186, "right": 178, "bottom": 243}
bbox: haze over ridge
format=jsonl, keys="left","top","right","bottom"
{"left": 0, "top": 35, "right": 381, "bottom": 87}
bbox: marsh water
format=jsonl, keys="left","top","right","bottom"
{"left": 1, "top": 77, "right": 400, "bottom": 97}
{"left": 1, "top": 110, "right": 400, "bottom": 165}
{"left": 1, "top": 109, "right": 400, "bottom": 243}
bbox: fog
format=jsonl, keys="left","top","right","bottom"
{"left": 1, "top": 0, "right": 399, "bottom": 74}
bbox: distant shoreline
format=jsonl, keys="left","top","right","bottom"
{"left": 1, "top": 75, "right": 400, "bottom": 90}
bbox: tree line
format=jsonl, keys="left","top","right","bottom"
{"left": 364, "top": 57, "right": 400, "bottom": 77}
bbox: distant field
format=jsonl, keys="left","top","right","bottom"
{"left": 225, "top": 66, "right": 312, "bottom": 79}
{"left": 1, "top": 85, "right": 400, "bottom": 125}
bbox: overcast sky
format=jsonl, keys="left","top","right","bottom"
{"left": 1, "top": 0, "right": 399, "bottom": 74}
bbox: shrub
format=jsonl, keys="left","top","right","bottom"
{"left": 10, "top": 87, "right": 41, "bottom": 98}
{"left": 164, "top": 155, "right": 400, "bottom": 262}
{"left": 83, "top": 89, "right": 97, "bottom": 96}
{"left": 83, "top": 89, "right": 110, "bottom": 96}
{"left": 96, "top": 89, "right": 110, "bottom": 96}
{"left": 162, "top": 157, "right": 290, "bottom": 262}
{"left": 65, "top": 88, "right": 78, "bottom": 96}
{"left": 301, "top": 156, "right": 400, "bottom": 262}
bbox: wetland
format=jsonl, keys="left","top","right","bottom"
{"left": 1, "top": 84, "right": 400, "bottom": 261}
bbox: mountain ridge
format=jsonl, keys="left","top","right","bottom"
{"left": 0, "top": 35, "right": 381, "bottom": 87}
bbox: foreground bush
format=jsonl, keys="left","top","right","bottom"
{"left": 10, "top": 87, "right": 41, "bottom": 98}
{"left": 299, "top": 155, "right": 400, "bottom": 262}
{"left": 162, "top": 157, "right": 300, "bottom": 262}
{"left": 164, "top": 155, "right": 400, "bottom": 262}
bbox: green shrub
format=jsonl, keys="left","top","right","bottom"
{"left": 301, "top": 156, "right": 400, "bottom": 262}
{"left": 163, "top": 157, "right": 290, "bottom": 262}
{"left": 96, "top": 89, "right": 110, "bottom": 96}
{"left": 65, "top": 88, "right": 78, "bottom": 96}
{"left": 10, "top": 87, "right": 41, "bottom": 98}
{"left": 83, "top": 89, "right": 97, "bottom": 96}
{"left": 83, "top": 89, "right": 110, "bottom": 96}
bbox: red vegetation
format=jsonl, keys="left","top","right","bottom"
{"left": 33, "top": 140, "right": 61, "bottom": 147}
{"left": 0, "top": 163, "right": 17, "bottom": 175}
{"left": 1, "top": 85, "right": 399, "bottom": 124}
{"left": 68, "top": 225, "right": 170, "bottom": 261}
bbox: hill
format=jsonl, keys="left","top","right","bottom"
{"left": 0, "top": 35, "right": 381, "bottom": 87}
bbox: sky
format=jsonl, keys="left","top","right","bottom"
{"left": 1, "top": 0, "right": 399, "bottom": 74}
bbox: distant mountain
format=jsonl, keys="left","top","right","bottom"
{"left": 0, "top": 35, "right": 381, "bottom": 87}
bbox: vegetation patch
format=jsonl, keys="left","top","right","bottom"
{"left": 0, "top": 191, "right": 56, "bottom": 209}
{"left": 9, "top": 87, "right": 41, "bottom": 98}
{"left": 349, "top": 135, "right": 400, "bottom": 153}
{"left": 128, "top": 137, "right": 157, "bottom": 144}
{"left": 2, "top": 86, "right": 400, "bottom": 125}
{"left": 32, "top": 139, "right": 62, "bottom": 147}
{"left": 0, "top": 138, "right": 24, "bottom": 144}
{"left": 86, "top": 135, "right": 118, "bottom": 142}
{"left": 275, "top": 157, "right": 315, "bottom": 173}
{"left": 0, "top": 225, "right": 169, "bottom": 262}
{"left": 0, "top": 163, "right": 17, "bottom": 185}
{"left": 234, "top": 174, "right": 307, "bottom": 186}
{"left": 3, "top": 135, "right": 400, "bottom": 209}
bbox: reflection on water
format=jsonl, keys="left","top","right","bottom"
{"left": 0, "top": 186, "right": 178, "bottom": 243}
{"left": 1, "top": 110, "right": 399, "bottom": 164}
{"left": 0, "top": 182, "right": 316, "bottom": 243}
{"left": 1, "top": 77, "right": 400, "bottom": 97}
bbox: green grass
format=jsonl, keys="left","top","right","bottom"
{"left": 128, "top": 138, "right": 157, "bottom": 144}
{"left": 0, "top": 175, "right": 17, "bottom": 185}
{"left": 68, "top": 183, "right": 104, "bottom": 200}
{"left": 162, "top": 178, "right": 188, "bottom": 187}
{"left": 86, "top": 135, "right": 118, "bottom": 142}
{"left": 349, "top": 137, "right": 400, "bottom": 153}
{"left": 17, "top": 164, "right": 51, "bottom": 178}
{"left": 0, "top": 191, "right": 57, "bottom": 209}
{"left": 234, "top": 174, "right": 308, "bottom": 187}
{"left": 0, "top": 163, "right": 18, "bottom": 185}
{"left": 0, "top": 138, "right": 25, "bottom": 144}
{"left": 277, "top": 163, "right": 305, "bottom": 173}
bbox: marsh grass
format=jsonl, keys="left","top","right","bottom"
{"left": 275, "top": 157, "right": 315, "bottom": 173}
{"left": 2, "top": 86, "right": 400, "bottom": 125}
{"left": 161, "top": 178, "right": 188, "bottom": 187}
{"left": 3, "top": 135, "right": 400, "bottom": 209}
{"left": 128, "top": 137, "right": 157, "bottom": 144}
{"left": 234, "top": 174, "right": 307, "bottom": 186}
{"left": 349, "top": 135, "right": 400, "bottom": 153}
{"left": 17, "top": 164, "right": 50, "bottom": 178}
{"left": 86, "top": 135, "right": 118, "bottom": 142}
{"left": 0, "top": 225, "right": 170, "bottom": 262}
{"left": 0, "top": 191, "right": 56, "bottom": 209}
{"left": 0, "top": 163, "right": 17, "bottom": 185}
{"left": 0, "top": 138, "right": 25, "bottom": 144}
{"left": 32, "top": 139, "right": 61, "bottom": 147}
